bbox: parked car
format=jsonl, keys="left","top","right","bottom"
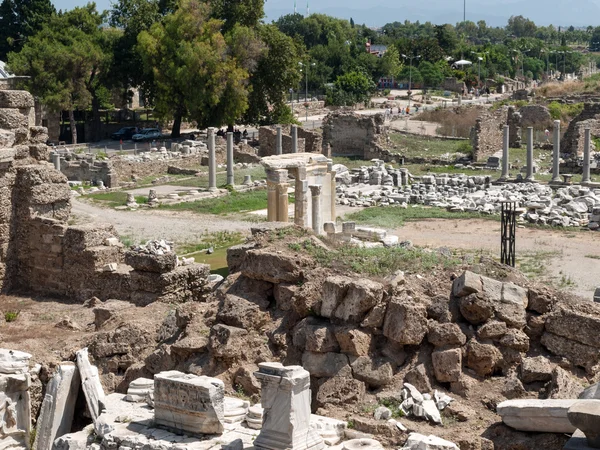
{"left": 111, "top": 127, "right": 138, "bottom": 140}
{"left": 132, "top": 128, "right": 161, "bottom": 142}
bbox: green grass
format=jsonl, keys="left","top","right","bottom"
{"left": 389, "top": 133, "right": 471, "bottom": 159}
{"left": 4, "top": 310, "right": 19, "bottom": 322}
{"left": 517, "top": 250, "right": 560, "bottom": 279}
{"left": 158, "top": 189, "right": 281, "bottom": 215}
{"left": 166, "top": 166, "right": 266, "bottom": 188}
{"left": 344, "top": 205, "right": 498, "bottom": 229}
{"left": 86, "top": 191, "right": 147, "bottom": 207}
{"left": 290, "top": 237, "right": 461, "bottom": 276}
{"left": 179, "top": 231, "right": 244, "bottom": 254}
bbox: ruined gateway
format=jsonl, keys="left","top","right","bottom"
{"left": 0, "top": 90, "right": 599, "bottom": 450}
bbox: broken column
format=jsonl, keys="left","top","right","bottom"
{"left": 0, "top": 349, "right": 32, "bottom": 450}
{"left": 254, "top": 363, "right": 324, "bottom": 450}
{"left": 52, "top": 153, "right": 60, "bottom": 171}
{"left": 154, "top": 370, "right": 225, "bottom": 434}
{"left": 500, "top": 125, "right": 509, "bottom": 181}
{"left": 551, "top": 120, "right": 561, "bottom": 183}
{"left": 75, "top": 348, "right": 105, "bottom": 423}
{"left": 276, "top": 125, "right": 282, "bottom": 155}
{"left": 266, "top": 169, "right": 289, "bottom": 222}
{"left": 227, "top": 131, "right": 234, "bottom": 186}
{"left": 34, "top": 363, "right": 80, "bottom": 450}
{"left": 525, "top": 126, "right": 534, "bottom": 182}
{"left": 291, "top": 125, "right": 298, "bottom": 153}
{"left": 208, "top": 127, "right": 217, "bottom": 191}
{"left": 309, "top": 185, "right": 322, "bottom": 234}
{"left": 582, "top": 127, "right": 591, "bottom": 184}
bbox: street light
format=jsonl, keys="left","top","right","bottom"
{"left": 401, "top": 53, "right": 421, "bottom": 107}
{"left": 299, "top": 61, "right": 316, "bottom": 121}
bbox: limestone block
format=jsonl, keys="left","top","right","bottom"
{"left": 125, "top": 377, "right": 154, "bottom": 402}
{"left": 209, "top": 324, "right": 249, "bottom": 360}
{"left": 34, "top": 363, "right": 80, "bottom": 450}
{"left": 344, "top": 438, "right": 383, "bottom": 450}
{"left": 29, "top": 126, "right": 48, "bottom": 144}
{"left": 465, "top": 340, "right": 502, "bottom": 377}
{"left": 301, "top": 352, "right": 351, "bottom": 378}
{"left": 580, "top": 382, "right": 600, "bottom": 400}
{"left": 0, "top": 349, "right": 31, "bottom": 374}
{"left": 477, "top": 321, "right": 507, "bottom": 340}
{"left": 310, "top": 414, "right": 346, "bottom": 445}
{"left": 400, "top": 433, "right": 459, "bottom": 450}
{"left": 124, "top": 250, "right": 177, "bottom": 273}
{"left": 0, "top": 108, "right": 28, "bottom": 130}
{"left": 432, "top": 348, "right": 462, "bottom": 383}
{"left": 427, "top": 323, "right": 466, "bottom": 347}
{"left": 404, "top": 364, "right": 432, "bottom": 394}
{"left": 332, "top": 279, "right": 384, "bottom": 324}
{"left": 383, "top": 298, "right": 428, "bottom": 345}
{"left": 0, "top": 148, "right": 15, "bottom": 164}
{"left": 320, "top": 276, "right": 351, "bottom": 318}
{"left": 459, "top": 293, "right": 494, "bottom": 325}
{"left": 154, "top": 370, "right": 225, "bottom": 434}
{"left": 254, "top": 363, "right": 324, "bottom": 450}
{"left": 350, "top": 356, "right": 393, "bottom": 387}
{"left": 545, "top": 303, "right": 600, "bottom": 349}
{"left": 315, "top": 376, "right": 365, "bottom": 407}
{"left": 241, "top": 249, "right": 309, "bottom": 283}
{"left": 499, "top": 329, "right": 530, "bottom": 352}
{"left": 0, "top": 91, "right": 34, "bottom": 109}
{"left": 0, "top": 130, "right": 15, "bottom": 147}
{"left": 52, "top": 429, "right": 93, "bottom": 450}
{"left": 452, "top": 271, "right": 482, "bottom": 297}
{"left": 568, "top": 400, "right": 600, "bottom": 448}
{"left": 496, "top": 399, "right": 584, "bottom": 433}
{"left": 541, "top": 332, "right": 600, "bottom": 373}
{"left": 334, "top": 327, "right": 372, "bottom": 356}
{"left": 548, "top": 366, "right": 584, "bottom": 400}
{"left": 75, "top": 348, "right": 105, "bottom": 423}
{"left": 520, "top": 356, "right": 553, "bottom": 384}
{"left": 305, "top": 324, "right": 339, "bottom": 353}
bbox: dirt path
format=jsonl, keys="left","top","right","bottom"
{"left": 71, "top": 198, "right": 255, "bottom": 244}
{"left": 391, "top": 218, "right": 600, "bottom": 299}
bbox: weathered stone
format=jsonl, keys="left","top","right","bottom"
{"left": 427, "top": 322, "right": 467, "bottom": 347}
{"left": 0, "top": 349, "right": 31, "bottom": 374}
{"left": 332, "top": 279, "right": 384, "bottom": 324}
{"left": 459, "top": 293, "right": 494, "bottom": 325}
{"left": 124, "top": 250, "right": 177, "bottom": 273}
{"left": 302, "top": 352, "right": 351, "bottom": 378}
{"left": 400, "top": 433, "right": 459, "bottom": 450}
{"left": 580, "top": 382, "right": 600, "bottom": 400}
{"left": 305, "top": 324, "right": 340, "bottom": 353}
{"left": 545, "top": 303, "right": 600, "bottom": 350}
{"left": 477, "top": 321, "right": 507, "bottom": 340}
{"left": 274, "top": 283, "right": 299, "bottom": 311}
{"left": 497, "top": 399, "right": 582, "bottom": 433}
{"left": 541, "top": 332, "right": 600, "bottom": 373}
{"left": 452, "top": 271, "right": 482, "bottom": 297}
{"left": 404, "top": 364, "right": 432, "bottom": 394}
{"left": 548, "top": 367, "right": 584, "bottom": 400}
{"left": 315, "top": 376, "right": 366, "bottom": 407}
{"left": 527, "top": 288, "right": 556, "bottom": 314}
{"left": 432, "top": 348, "right": 462, "bottom": 383}
{"left": 0, "top": 108, "right": 28, "bottom": 131}
{"left": 125, "top": 377, "right": 153, "bottom": 402}
{"left": 209, "top": 324, "right": 249, "bottom": 360}
{"left": 154, "top": 370, "right": 225, "bottom": 434}
{"left": 334, "top": 327, "right": 372, "bottom": 356}
{"left": 383, "top": 298, "right": 428, "bottom": 345}
{"left": 373, "top": 406, "right": 391, "bottom": 420}
{"left": 0, "top": 91, "right": 34, "bottom": 108}
{"left": 350, "top": 356, "right": 393, "bottom": 387}
{"left": 465, "top": 340, "right": 502, "bottom": 377}
{"left": 499, "top": 329, "right": 530, "bottom": 352}
{"left": 233, "top": 365, "right": 261, "bottom": 396}
{"left": 502, "top": 373, "right": 526, "bottom": 399}
{"left": 75, "top": 348, "right": 105, "bottom": 423}
{"left": 216, "top": 294, "right": 269, "bottom": 331}
{"left": 520, "top": 356, "right": 553, "bottom": 384}
{"left": 567, "top": 400, "right": 600, "bottom": 449}
{"left": 241, "top": 249, "right": 310, "bottom": 283}
{"left": 320, "top": 276, "right": 351, "bottom": 318}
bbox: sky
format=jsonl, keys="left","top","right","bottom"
{"left": 51, "top": 0, "right": 600, "bottom": 28}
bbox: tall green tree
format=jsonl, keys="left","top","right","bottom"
{"left": 327, "top": 71, "right": 375, "bottom": 106}
{"left": 0, "top": 0, "right": 55, "bottom": 60}
{"left": 8, "top": 4, "right": 111, "bottom": 144}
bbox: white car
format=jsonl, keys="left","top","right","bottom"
{"left": 132, "top": 128, "right": 161, "bottom": 142}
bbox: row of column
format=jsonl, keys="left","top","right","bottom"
{"left": 207, "top": 128, "right": 235, "bottom": 190}
{"left": 274, "top": 125, "right": 299, "bottom": 155}
{"left": 499, "top": 121, "right": 594, "bottom": 184}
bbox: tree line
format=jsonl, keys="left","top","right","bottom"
{"left": 1, "top": 0, "right": 599, "bottom": 142}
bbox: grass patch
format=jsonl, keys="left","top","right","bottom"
{"left": 159, "top": 189, "right": 275, "bottom": 215}
{"left": 290, "top": 238, "right": 461, "bottom": 276}
{"left": 4, "top": 310, "right": 20, "bottom": 322}
{"left": 585, "top": 254, "right": 600, "bottom": 260}
{"left": 345, "top": 205, "right": 497, "bottom": 229}
{"left": 517, "top": 250, "right": 559, "bottom": 279}
{"left": 86, "top": 191, "right": 147, "bottom": 207}
{"left": 166, "top": 166, "right": 266, "bottom": 188}
{"left": 413, "top": 105, "right": 482, "bottom": 138}
{"left": 179, "top": 231, "right": 244, "bottom": 254}
{"left": 389, "top": 133, "right": 471, "bottom": 159}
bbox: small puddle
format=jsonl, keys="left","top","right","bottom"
{"left": 187, "top": 247, "right": 230, "bottom": 277}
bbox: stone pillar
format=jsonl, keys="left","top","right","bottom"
{"left": 208, "top": 127, "right": 217, "bottom": 191}
{"left": 276, "top": 125, "right": 282, "bottom": 155}
{"left": 227, "top": 131, "right": 234, "bottom": 186}
{"left": 277, "top": 183, "right": 290, "bottom": 222}
{"left": 525, "top": 127, "right": 534, "bottom": 182}
{"left": 52, "top": 153, "right": 60, "bottom": 171}
{"left": 582, "top": 127, "right": 591, "bottom": 184}
{"left": 291, "top": 125, "right": 298, "bottom": 153}
{"left": 267, "top": 180, "right": 278, "bottom": 222}
{"left": 294, "top": 168, "right": 308, "bottom": 227}
{"left": 500, "top": 125, "right": 509, "bottom": 181}
{"left": 75, "top": 348, "right": 105, "bottom": 423}
{"left": 309, "top": 184, "right": 322, "bottom": 234}
{"left": 552, "top": 120, "right": 561, "bottom": 183}
{"left": 254, "top": 363, "right": 324, "bottom": 450}
{"left": 328, "top": 159, "right": 336, "bottom": 223}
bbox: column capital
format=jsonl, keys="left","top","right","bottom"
{"left": 309, "top": 184, "right": 322, "bottom": 196}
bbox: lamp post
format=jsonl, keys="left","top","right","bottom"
{"left": 402, "top": 53, "right": 420, "bottom": 107}
{"left": 299, "top": 61, "right": 316, "bottom": 121}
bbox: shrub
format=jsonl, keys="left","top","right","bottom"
{"left": 4, "top": 310, "right": 20, "bottom": 322}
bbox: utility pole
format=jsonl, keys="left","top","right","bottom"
{"left": 402, "top": 54, "right": 420, "bottom": 108}
{"left": 464, "top": 0, "right": 466, "bottom": 22}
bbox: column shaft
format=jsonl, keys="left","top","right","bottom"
{"left": 551, "top": 120, "right": 561, "bottom": 183}
{"left": 277, "top": 183, "right": 289, "bottom": 222}
{"left": 226, "top": 132, "right": 234, "bottom": 186}
{"left": 208, "top": 128, "right": 217, "bottom": 191}
{"left": 526, "top": 127, "right": 534, "bottom": 182}
{"left": 501, "top": 125, "right": 509, "bottom": 180}
{"left": 276, "top": 125, "right": 282, "bottom": 155}
{"left": 291, "top": 125, "right": 298, "bottom": 153}
{"left": 582, "top": 127, "right": 591, "bottom": 184}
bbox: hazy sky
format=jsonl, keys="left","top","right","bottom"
{"left": 51, "top": 0, "right": 600, "bottom": 27}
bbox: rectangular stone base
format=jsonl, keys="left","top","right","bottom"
{"left": 254, "top": 428, "right": 325, "bottom": 450}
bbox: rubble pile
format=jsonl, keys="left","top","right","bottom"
{"left": 129, "top": 240, "right": 174, "bottom": 255}
{"left": 335, "top": 162, "right": 600, "bottom": 229}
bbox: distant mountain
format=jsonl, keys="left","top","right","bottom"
{"left": 264, "top": 0, "right": 600, "bottom": 27}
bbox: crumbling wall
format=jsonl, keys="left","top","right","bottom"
{"left": 441, "top": 77, "right": 466, "bottom": 93}
{"left": 258, "top": 126, "right": 305, "bottom": 157}
{"left": 519, "top": 105, "right": 552, "bottom": 130}
{"left": 109, "top": 155, "right": 202, "bottom": 185}
{"left": 61, "top": 158, "right": 115, "bottom": 187}
{"left": 322, "top": 112, "right": 388, "bottom": 159}
{"left": 507, "top": 107, "right": 522, "bottom": 148}
{"left": 470, "top": 108, "right": 505, "bottom": 162}
{"left": 561, "top": 103, "right": 600, "bottom": 157}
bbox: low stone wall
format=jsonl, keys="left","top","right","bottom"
{"left": 111, "top": 155, "right": 203, "bottom": 185}
{"left": 322, "top": 112, "right": 387, "bottom": 159}
{"left": 258, "top": 126, "right": 305, "bottom": 156}
{"left": 561, "top": 103, "right": 600, "bottom": 157}
{"left": 470, "top": 108, "right": 505, "bottom": 162}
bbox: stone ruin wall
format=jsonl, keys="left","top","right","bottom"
{"left": 258, "top": 126, "right": 307, "bottom": 157}
{"left": 470, "top": 108, "right": 505, "bottom": 162}
{"left": 561, "top": 102, "right": 600, "bottom": 157}
{"left": 0, "top": 89, "right": 210, "bottom": 302}
{"left": 321, "top": 112, "right": 390, "bottom": 160}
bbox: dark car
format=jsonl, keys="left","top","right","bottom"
{"left": 111, "top": 127, "right": 138, "bottom": 140}
{"left": 132, "top": 128, "right": 161, "bottom": 142}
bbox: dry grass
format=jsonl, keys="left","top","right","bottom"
{"left": 413, "top": 106, "right": 484, "bottom": 138}
{"left": 536, "top": 74, "right": 600, "bottom": 98}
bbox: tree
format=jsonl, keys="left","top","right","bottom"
{"left": 8, "top": 4, "right": 110, "bottom": 144}
{"left": 435, "top": 24, "right": 458, "bottom": 54}
{"left": 0, "top": 0, "right": 55, "bottom": 60}
{"left": 137, "top": 0, "right": 259, "bottom": 135}
{"left": 397, "top": 65, "right": 422, "bottom": 87}
{"left": 350, "top": 17, "right": 354, "bottom": 28}
{"left": 507, "top": 15, "right": 537, "bottom": 38}
{"left": 418, "top": 60, "right": 443, "bottom": 88}
{"left": 590, "top": 27, "right": 600, "bottom": 51}
{"left": 327, "top": 71, "right": 374, "bottom": 106}
{"left": 211, "top": 0, "right": 263, "bottom": 32}
{"left": 379, "top": 44, "right": 402, "bottom": 79}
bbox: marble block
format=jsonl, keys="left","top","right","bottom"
{"left": 246, "top": 404, "right": 263, "bottom": 429}
{"left": 224, "top": 397, "right": 250, "bottom": 424}
{"left": 76, "top": 348, "right": 105, "bottom": 423}
{"left": 0, "top": 349, "right": 31, "bottom": 374}
{"left": 154, "top": 370, "right": 225, "bottom": 435}
{"left": 311, "top": 415, "right": 347, "bottom": 445}
{"left": 568, "top": 400, "right": 600, "bottom": 449}
{"left": 254, "top": 362, "right": 324, "bottom": 450}
{"left": 126, "top": 378, "right": 154, "bottom": 402}
{"left": 0, "top": 350, "right": 32, "bottom": 450}
{"left": 497, "top": 399, "right": 580, "bottom": 433}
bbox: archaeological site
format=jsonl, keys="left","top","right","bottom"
{"left": 2, "top": 65, "right": 600, "bottom": 450}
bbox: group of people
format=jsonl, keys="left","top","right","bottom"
{"left": 384, "top": 105, "right": 418, "bottom": 118}
{"left": 461, "top": 86, "right": 491, "bottom": 97}
{"left": 216, "top": 128, "right": 249, "bottom": 140}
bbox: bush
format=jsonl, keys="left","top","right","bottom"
{"left": 4, "top": 310, "right": 19, "bottom": 322}
{"left": 457, "top": 141, "right": 473, "bottom": 157}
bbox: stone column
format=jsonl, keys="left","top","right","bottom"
{"left": 525, "top": 127, "right": 535, "bottom": 182}
{"left": 227, "top": 131, "right": 234, "bottom": 186}
{"left": 267, "top": 180, "right": 278, "bottom": 222}
{"left": 208, "top": 127, "right": 217, "bottom": 191}
{"left": 276, "top": 125, "right": 282, "bottom": 155}
{"left": 582, "top": 127, "right": 591, "bottom": 184}
{"left": 309, "top": 184, "right": 322, "bottom": 234}
{"left": 500, "top": 125, "right": 509, "bottom": 181}
{"left": 551, "top": 120, "right": 561, "bottom": 183}
{"left": 293, "top": 168, "right": 308, "bottom": 227}
{"left": 277, "top": 183, "right": 290, "bottom": 222}
{"left": 52, "top": 153, "right": 60, "bottom": 171}
{"left": 291, "top": 125, "right": 298, "bottom": 153}
{"left": 254, "top": 363, "right": 324, "bottom": 450}
{"left": 328, "top": 159, "right": 336, "bottom": 223}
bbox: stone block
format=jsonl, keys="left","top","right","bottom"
{"left": 241, "top": 248, "right": 310, "bottom": 283}
{"left": 568, "top": 400, "right": 600, "bottom": 449}
{"left": 520, "top": 356, "right": 553, "bottom": 384}
{"left": 334, "top": 327, "right": 372, "bottom": 356}
{"left": 0, "top": 130, "right": 15, "bottom": 147}
{"left": 541, "top": 332, "right": 600, "bottom": 373}
{"left": 154, "top": 370, "right": 225, "bottom": 434}
{"left": 320, "top": 276, "right": 351, "bottom": 318}
{"left": 350, "top": 356, "right": 393, "bottom": 387}
{"left": 75, "top": 348, "right": 105, "bottom": 423}
{"left": 0, "top": 108, "right": 28, "bottom": 130}
{"left": 427, "top": 322, "right": 467, "bottom": 347}
{"left": 477, "top": 320, "right": 507, "bottom": 340}
{"left": 0, "top": 90, "right": 34, "bottom": 108}
{"left": 302, "top": 352, "right": 351, "bottom": 378}
{"left": 452, "top": 271, "right": 482, "bottom": 297}
{"left": 332, "top": 279, "right": 384, "bottom": 324}
{"left": 124, "top": 250, "right": 177, "bottom": 273}
{"left": 383, "top": 298, "right": 428, "bottom": 345}
{"left": 404, "top": 364, "right": 432, "bottom": 394}
{"left": 548, "top": 366, "right": 584, "bottom": 400}
{"left": 465, "top": 340, "right": 502, "bottom": 377}
{"left": 432, "top": 348, "right": 462, "bottom": 383}
{"left": 545, "top": 303, "right": 600, "bottom": 349}
{"left": 496, "top": 399, "right": 587, "bottom": 433}
{"left": 400, "top": 433, "right": 459, "bottom": 450}
{"left": 305, "top": 324, "right": 339, "bottom": 353}
{"left": 315, "top": 376, "right": 366, "bottom": 408}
